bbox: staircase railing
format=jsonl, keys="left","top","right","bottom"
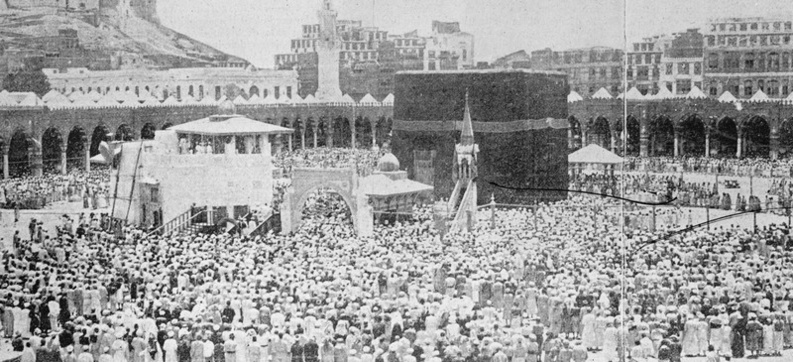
{"left": 452, "top": 180, "right": 476, "bottom": 231}
{"left": 248, "top": 212, "right": 282, "bottom": 238}
{"left": 146, "top": 209, "right": 207, "bottom": 237}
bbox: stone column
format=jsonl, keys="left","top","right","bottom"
{"left": 610, "top": 132, "right": 617, "bottom": 153}
{"left": 273, "top": 135, "right": 283, "bottom": 155}
{"left": 639, "top": 125, "right": 649, "bottom": 157}
{"left": 736, "top": 130, "right": 743, "bottom": 158}
{"left": 581, "top": 130, "right": 588, "bottom": 147}
{"left": 61, "top": 140, "right": 68, "bottom": 175}
{"left": 3, "top": 145, "right": 9, "bottom": 180}
{"left": 312, "top": 126, "right": 318, "bottom": 148}
{"left": 673, "top": 130, "right": 680, "bottom": 157}
{"left": 371, "top": 120, "right": 377, "bottom": 148}
{"left": 30, "top": 138, "right": 43, "bottom": 177}
{"left": 300, "top": 128, "right": 306, "bottom": 149}
{"left": 287, "top": 132, "right": 293, "bottom": 152}
{"left": 567, "top": 128, "right": 573, "bottom": 149}
{"left": 85, "top": 140, "right": 91, "bottom": 172}
{"left": 350, "top": 118, "right": 356, "bottom": 149}
{"left": 770, "top": 127, "right": 779, "bottom": 160}
{"left": 705, "top": 130, "right": 711, "bottom": 158}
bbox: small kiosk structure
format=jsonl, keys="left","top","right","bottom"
{"left": 568, "top": 144, "right": 624, "bottom": 178}
{"left": 111, "top": 101, "right": 293, "bottom": 230}
{"left": 359, "top": 152, "right": 434, "bottom": 219}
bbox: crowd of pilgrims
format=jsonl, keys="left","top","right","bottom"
{"left": 273, "top": 148, "right": 385, "bottom": 177}
{"left": 625, "top": 157, "right": 793, "bottom": 178}
{"left": 0, "top": 169, "right": 111, "bottom": 211}
{"left": 1, "top": 187, "right": 793, "bottom": 362}
{"left": 568, "top": 173, "right": 793, "bottom": 214}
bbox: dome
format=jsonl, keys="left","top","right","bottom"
{"left": 377, "top": 152, "right": 400, "bottom": 172}
{"left": 217, "top": 99, "right": 237, "bottom": 115}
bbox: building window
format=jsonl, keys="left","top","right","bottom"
{"left": 710, "top": 87, "right": 718, "bottom": 96}
{"left": 758, "top": 80, "right": 765, "bottom": 92}
{"left": 676, "top": 79, "right": 691, "bottom": 95}
{"left": 462, "top": 49, "right": 467, "bottom": 61}
{"left": 665, "top": 63, "right": 673, "bottom": 75}
{"left": 150, "top": 188, "right": 159, "bottom": 203}
{"left": 637, "top": 66, "right": 649, "bottom": 80}
{"left": 274, "top": 86, "right": 280, "bottom": 99}
{"left": 286, "top": 86, "right": 292, "bottom": 98}
{"left": 707, "top": 36, "right": 715, "bottom": 46}
{"left": 678, "top": 62, "right": 689, "bottom": 74}
{"left": 599, "top": 68, "right": 606, "bottom": 78}
{"left": 612, "top": 67, "right": 621, "bottom": 79}
{"left": 694, "top": 62, "right": 701, "bottom": 75}
{"left": 768, "top": 80, "right": 779, "bottom": 96}
{"left": 784, "top": 85, "right": 789, "bottom": 96}
{"left": 745, "top": 53, "right": 755, "bottom": 69}
{"left": 708, "top": 53, "right": 719, "bottom": 69}
{"left": 769, "top": 52, "right": 780, "bottom": 70}
{"left": 610, "top": 85, "right": 619, "bottom": 94}
{"left": 645, "top": 54, "right": 652, "bottom": 64}
{"left": 744, "top": 80, "right": 753, "bottom": 96}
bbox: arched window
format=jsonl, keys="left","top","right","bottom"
{"left": 115, "top": 86, "right": 120, "bottom": 91}
{"left": 745, "top": 52, "right": 755, "bottom": 69}
{"left": 135, "top": 86, "right": 139, "bottom": 96}
{"left": 758, "top": 79, "right": 765, "bottom": 92}
{"left": 783, "top": 52, "right": 790, "bottom": 69}
{"left": 744, "top": 80, "right": 753, "bottom": 96}
{"left": 176, "top": 86, "right": 181, "bottom": 100}
{"left": 188, "top": 85, "right": 194, "bottom": 97}
{"left": 249, "top": 86, "right": 260, "bottom": 97}
{"left": 199, "top": 85, "right": 204, "bottom": 99}
{"left": 708, "top": 53, "right": 719, "bottom": 69}
{"left": 769, "top": 52, "right": 780, "bottom": 70}
{"left": 768, "top": 80, "right": 779, "bottom": 96}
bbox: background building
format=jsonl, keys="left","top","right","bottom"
{"left": 627, "top": 35, "right": 666, "bottom": 95}
{"left": 274, "top": 9, "right": 474, "bottom": 99}
{"left": 704, "top": 17, "right": 793, "bottom": 98}
{"left": 660, "top": 29, "right": 704, "bottom": 95}
{"left": 524, "top": 47, "right": 624, "bottom": 96}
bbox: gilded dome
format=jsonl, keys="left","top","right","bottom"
{"left": 377, "top": 152, "right": 400, "bottom": 172}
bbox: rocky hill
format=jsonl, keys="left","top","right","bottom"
{"left": 0, "top": 4, "right": 248, "bottom": 71}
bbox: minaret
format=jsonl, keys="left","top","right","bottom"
{"left": 454, "top": 91, "right": 478, "bottom": 181}
{"left": 451, "top": 92, "right": 479, "bottom": 233}
{"left": 315, "top": 0, "right": 343, "bottom": 100}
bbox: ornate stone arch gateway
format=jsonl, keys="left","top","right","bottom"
{"left": 280, "top": 168, "right": 373, "bottom": 236}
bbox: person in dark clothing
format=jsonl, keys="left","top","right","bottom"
{"left": 303, "top": 337, "right": 319, "bottom": 362}
{"left": 290, "top": 339, "right": 304, "bottom": 362}
{"left": 178, "top": 336, "right": 192, "bottom": 362}
{"left": 39, "top": 300, "right": 51, "bottom": 333}
{"left": 11, "top": 333, "right": 24, "bottom": 351}
{"left": 221, "top": 302, "right": 235, "bottom": 324}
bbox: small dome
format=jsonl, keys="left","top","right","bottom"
{"left": 377, "top": 152, "right": 400, "bottom": 172}
{"left": 217, "top": 99, "right": 237, "bottom": 115}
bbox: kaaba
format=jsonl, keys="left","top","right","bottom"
{"left": 391, "top": 69, "right": 569, "bottom": 205}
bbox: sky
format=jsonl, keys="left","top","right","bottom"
{"left": 157, "top": 0, "right": 793, "bottom": 69}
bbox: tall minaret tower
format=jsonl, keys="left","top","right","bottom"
{"left": 450, "top": 92, "right": 479, "bottom": 232}
{"left": 315, "top": 0, "right": 343, "bottom": 100}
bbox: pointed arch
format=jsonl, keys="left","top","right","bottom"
{"left": 678, "top": 114, "right": 706, "bottom": 156}
{"left": 589, "top": 116, "right": 611, "bottom": 149}
{"left": 141, "top": 123, "right": 156, "bottom": 140}
{"left": 714, "top": 117, "right": 738, "bottom": 157}
{"left": 743, "top": 116, "right": 770, "bottom": 158}
{"left": 650, "top": 116, "right": 675, "bottom": 156}
{"left": 90, "top": 124, "right": 110, "bottom": 157}
{"left": 41, "top": 127, "right": 64, "bottom": 173}
{"left": 8, "top": 130, "right": 31, "bottom": 177}
{"left": 67, "top": 126, "right": 87, "bottom": 170}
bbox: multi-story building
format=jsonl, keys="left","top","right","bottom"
{"left": 703, "top": 17, "right": 793, "bottom": 98}
{"left": 659, "top": 29, "right": 704, "bottom": 95}
{"left": 627, "top": 35, "right": 667, "bottom": 95}
{"left": 528, "top": 47, "right": 624, "bottom": 96}
{"left": 274, "top": 10, "right": 474, "bottom": 98}
{"left": 43, "top": 67, "right": 299, "bottom": 101}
